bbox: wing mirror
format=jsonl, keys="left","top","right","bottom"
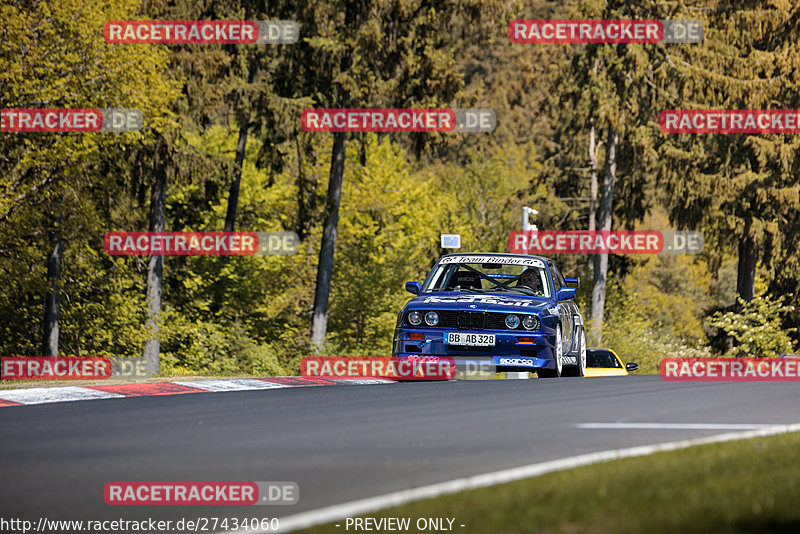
{"left": 626, "top": 362, "right": 639, "bottom": 372}
{"left": 405, "top": 281, "right": 422, "bottom": 295}
{"left": 556, "top": 287, "right": 576, "bottom": 301}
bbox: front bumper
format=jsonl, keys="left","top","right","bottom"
{"left": 392, "top": 328, "right": 557, "bottom": 371}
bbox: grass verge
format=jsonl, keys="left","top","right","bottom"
{"left": 298, "top": 431, "right": 800, "bottom": 534}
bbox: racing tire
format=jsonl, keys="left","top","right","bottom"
{"left": 563, "top": 327, "right": 587, "bottom": 377}
{"left": 574, "top": 327, "right": 587, "bottom": 377}
{"left": 538, "top": 326, "right": 563, "bottom": 378}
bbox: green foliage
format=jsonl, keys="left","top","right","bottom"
{"left": 160, "top": 314, "right": 286, "bottom": 376}
{"left": 328, "top": 136, "right": 440, "bottom": 352}
{"left": 0, "top": 0, "right": 177, "bottom": 357}
{"left": 706, "top": 296, "right": 796, "bottom": 358}
{"left": 594, "top": 278, "right": 713, "bottom": 374}
{"left": 2, "top": 0, "right": 800, "bottom": 376}
{"left": 656, "top": 1, "right": 800, "bottom": 289}
{"left": 433, "top": 142, "right": 544, "bottom": 252}
{"left": 620, "top": 254, "right": 714, "bottom": 344}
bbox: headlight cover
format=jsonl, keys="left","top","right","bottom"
{"left": 505, "top": 314, "right": 521, "bottom": 329}
{"left": 407, "top": 311, "right": 423, "bottom": 326}
{"left": 522, "top": 315, "right": 540, "bottom": 330}
{"left": 425, "top": 311, "right": 439, "bottom": 326}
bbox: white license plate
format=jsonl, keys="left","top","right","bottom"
{"left": 444, "top": 332, "right": 495, "bottom": 347}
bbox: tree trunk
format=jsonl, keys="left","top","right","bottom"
{"left": 587, "top": 122, "right": 599, "bottom": 271}
{"left": 591, "top": 125, "right": 619, "bottom": 344}
{"left": 295, "top": 136, "right": 317, "bottom": 241}
{"left": 43, "top": 196, "right": 63, "bottom": 357}
{"left": 310, "top": 131, "right": 347, "bottom": 348}
{"left": 736, "top": 228, "right": 757, "bottom": 308}
{"left": 588, "top": 124, "right": 599, "bottom": 233}
{"left": 143, "top": 158, "right": 166, "bottom": 375}
{"left": 224, "top": 58, "right": 259, "bottom": 232}
{"left": 223, "top": 120, "right": 249, "bottom": 232}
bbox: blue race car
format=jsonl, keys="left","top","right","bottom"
{"left": 392, "top": 253, "right": 586, "bottom": 377}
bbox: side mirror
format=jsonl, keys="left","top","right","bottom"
{"left": 405, "top": 281, "right": 421, "bottom": 295}
{"left": 626, "top": 362, "right": 639, "bottom": 372}
{"left": 556, "top": 287, "right": 576, "bottom": 301}
{"left": 565, "top": 277, "right": 580, "bottom": 288}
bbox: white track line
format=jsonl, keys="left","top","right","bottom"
{"left": 172, "top": 379, "right": 292, "bottom": 392}
{"left": 0, "top": 386, "right": 123, "bottom": 405}
{"left": 577, "top": 422, "right": 780, "bottom": 430}
{"left": 228, "top": 422, "right": 800, "bottom": 534}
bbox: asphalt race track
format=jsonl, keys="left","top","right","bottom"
{"left": 1, "top": 376, "right": 799, "bottom": 530}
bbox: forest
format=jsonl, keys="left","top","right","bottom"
{"left": 1, "top": 0, "right": 798, "bottom": 376}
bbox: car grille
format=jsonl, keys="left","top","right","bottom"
{"left": 485, "top": 314, "right": 507, "bottom": 330}
{"left": 416, "top": 310, "right": 532, "bottom": 331}
{"left": 437, "top": 311, "right": 460, "bottom": 328}
{"left": 406, "top": 310, "right": 538, "bottom": 332}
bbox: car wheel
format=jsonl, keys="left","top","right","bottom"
{"left": 539, "top": 326, "right": 563, "bottom": 378}
{"left": 562, "top": 326, "right": 587, "bottom": 377}
{"left": 575, "top": 327, "right": 586, "bottom": 377}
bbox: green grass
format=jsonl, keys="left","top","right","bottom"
{"left": 298, "top": 431, "right": 800, "bottom": 534}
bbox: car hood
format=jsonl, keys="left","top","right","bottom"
{"left": 407, "top": 292, "right": 555, "bottom": 314}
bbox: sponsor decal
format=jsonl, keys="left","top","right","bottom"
{"left": 103, "top": 231, "right": 298, "bottom": 255}
{"left": 422, "top": 296, "right": 536, "bottom": 306}
{"left": 104, "top": 20, "right": 299, "bottom": 44}
{"left": 301, "top": 357, "right": 456, "bottom": 381}
{"left": 509, "top": 19, "right": 702, "bottom": 44}
{"left": 300, "top": 108, "right": 495, "bottom": 133}
{"left": 0, "top": 108, "right": 142, "bottom": 133}
{"left": 104, "top": 481, "right": 298, "bottom": 505}
{"left": 439, "top": 255, "right": 546, "bottom": 267}
{"left": 508, "top": 230, "right": 703, "bottom": 255}
{"left": 497, "top": 357, "right": 537, "bottom": 367}
{"left": 660, "top": 109, "right": 800, "bottom": 134}
{"left": 660, "top": 358, "right": 800, "bottom": 381}
{"left": 1, "top": 357, "right": 111, "bottom": 380}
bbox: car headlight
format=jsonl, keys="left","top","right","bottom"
{"left": 407, "top": 311, "right": 423, "bottom": 326}
{"left": 425, "top": 311, "right": 439, "bottom": 326}
{"left": 522, "top": 315, "right": 540, "bottom": 330}
{"left": 505, "top": 314, "right": 520, "bottom": 329}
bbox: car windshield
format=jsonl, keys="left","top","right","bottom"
{"left": 421, "top": 256, "right": 552, "bottom": 298}
{"left": 587, "top": 350, "right": 622, "bottom": 368}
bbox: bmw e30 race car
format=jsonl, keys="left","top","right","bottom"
{"left": 392, "top": 253, "right": 586, "bottom": 377}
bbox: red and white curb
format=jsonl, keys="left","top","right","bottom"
{"left": 0, "top": 377, "right": 395, "bottom": 407}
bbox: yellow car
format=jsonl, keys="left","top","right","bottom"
{"left": 585, "top": 348, "right": 638, "bottom": 377}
